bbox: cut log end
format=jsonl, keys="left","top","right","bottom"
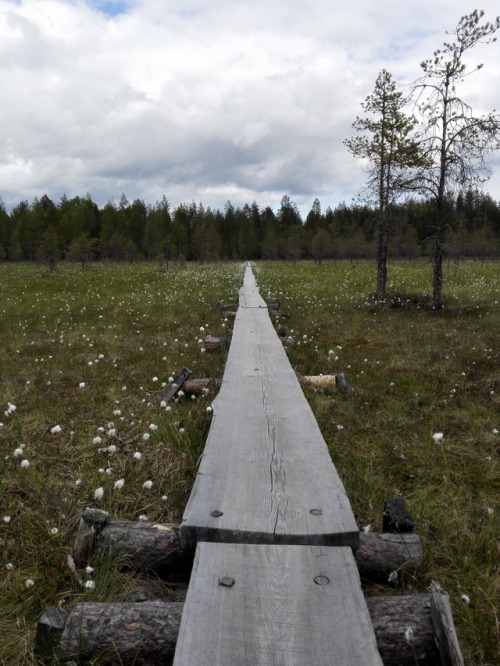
{"left": 383, "top": 497, "right": 415, "bottom": 533}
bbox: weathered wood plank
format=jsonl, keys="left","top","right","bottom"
{"left": 173, "top": 542, "right": 383, "bottom": 666}
{"left": 237, "top": 264, "right": 268, "bottom": 308}
{"left": 430, "top": 581, "right": 464, "bottom": 666}
{"left": 181, "top": 265, "right": 358, "bottom": 548}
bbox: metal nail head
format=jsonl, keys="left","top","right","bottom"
{"left": 314, "top": 576, "right": 330, "bottom": 586}
{"left": 218, "top": 577, "right": 235, "bottom": 588}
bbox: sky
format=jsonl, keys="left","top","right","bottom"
{"left": 0, "top": 0, "right": 499, "bottom": 216}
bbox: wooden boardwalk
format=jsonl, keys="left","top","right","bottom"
{"left": 176, "top": 265, "right": 382, "bottom": 665}
{"left": 181, "top": 265, "right": 358, "bottom": 549}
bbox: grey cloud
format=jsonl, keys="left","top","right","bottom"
{"left": 0, "top": 0, "right": 499, "bottom": 214}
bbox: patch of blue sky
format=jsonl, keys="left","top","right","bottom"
{"left": 87, "top": 1, "right": 133, "bottom": 17}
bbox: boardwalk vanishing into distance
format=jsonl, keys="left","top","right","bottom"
{"left": 175, "top": 264, "right": 383, "bottom": 664}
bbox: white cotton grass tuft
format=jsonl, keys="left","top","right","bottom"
{"left": 25, "top": 579, "right": 35, "bottom": 588}
{"left": 133, "top": 451, "right": 142, "bottom": 460}
{"left": 93, "top": 436, "right": 102, "bottom": 445}
{"left": 5, "top": 402, "right": 16, "bottom": 416}
{"left": 114, "top": 479, "right": 125, "bottom": 490}
{"left": 142, "top": 479, "right": 153, "bottom": 489}
{"left": 404, "top": 627, "right": 414, "bottom": 644}
{"left": 85, "top": 580, "right": 95, "bottom": 590}
{"left": 432, "top": 432, "right": 444, "bottom": 443}
{"left": 50, "top": 425, "right": 62, "bottom": 434}
{"left": 94, "top": 487, "right": 104, "bottom": 500}
{"left": 20, "top": 459, "right": 30, "bottom": 469}
{"left": 461, "top": 594, "right": 471, "bottom": 605}
{"left": 13, "top": 447, "right": 24, "bottom": 458}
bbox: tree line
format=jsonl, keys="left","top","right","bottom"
{"left": 0, "top": 188, "right": 499, "bottom": 268}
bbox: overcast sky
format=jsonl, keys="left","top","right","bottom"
{"left": 1, "top": 0, "right": 499, "bottom": 215}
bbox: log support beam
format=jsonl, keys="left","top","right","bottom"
{"left": 37, "top": 592, "right": 453, "bottom": 665}
{"left": 73, "top": 512, "right": 421, "bottom": 583}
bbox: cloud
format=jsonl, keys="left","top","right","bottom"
{"left": 0, "top": 0, "right": 499, "bottom": 215}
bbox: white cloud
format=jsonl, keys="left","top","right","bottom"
{"left": 0, "top": 0, "right": 499, "bottom": 215}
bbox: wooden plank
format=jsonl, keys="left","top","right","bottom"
{"left": 173, "top": 542, "right": 383, "bottom": 666}
{"left": 237, "top": 263, "right": 268, "bottom": 308}
{"left": 158, "top": 367, "right": 192, "bottom": 405}
{"left": 430, "top": 581, "right": 464, "bottom": 666}
{"left": 181, "top": 265, "right": 358, "bottom": 548}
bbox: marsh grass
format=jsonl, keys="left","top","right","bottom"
{"left": 0, "top": 261, "right": 243, "bottom": 665}
{"left": 256, "top": 259, "right": 499, "bottom": 665}
{"left": 0, "top": 259, "right": 498, "bottom": 664}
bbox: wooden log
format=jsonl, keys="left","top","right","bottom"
{"left": 183, "top": 377, "right": 221, "bottom": 395}
{"left": 59, "top": 601, "right": 183, "bottom": 665}
{"left": 212, "top": 301, "right": 238, "bottom": 312}
{"left": 383, "top": 497, "right": 415, "bottom": 533}
{"left": 36, "top": 593, "right": 450, "bottom": 666}
{"left": 35, "top": 606, "right": 69, "bottom": 660}
{"left": 336, "top": 370, "right": 351, "bottom": 396}
{"left": 73, "top": 514, "right": 421, "bottom": 582}
{"left": 430, "top": 581, "right": 464, "bottom": 666}
{"left": 94, "top": 521, "right": 194, "bottom": 577}
{"left": 158, "top": 367, "right": 192, "bottom": 405}
{"left": 72, "top": 507, "right": 109, "bottom": 569}
{"left": 366, "top": 594, "right": 439, "bottom": 665}
{"left": 174, "top": 542, "right": 383, "bottom": 665}
{"left": 301, "top": 375, "right": 337, "bottom": 389}
{"left": 199, "top": 336, "right": 230, "bottom": 351}
{"left": 355, "top": 532, "right": 422, "bottom": 582}
{"left": 72, "top": 511, "right": 193, "bottom": 577}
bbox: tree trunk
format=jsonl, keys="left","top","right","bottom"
{"left": 355, "top": 532, "right": 421, "bottom": 582}
{"left": 433, "top": 224, "right": 444, "bottom": 310}
{"left": 377, "top": 210, "right": 388, "bottom": 299}
{"left": 366, "top": 594, "right": 439, "bottom": 665}
{"left": 72, "top": 509, "right": 194, "bottom": 578}
{"left": 38, "top": 595, "right": 440, "bottom": 666}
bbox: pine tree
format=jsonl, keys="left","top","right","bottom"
{"left": 413, "top": 10, "right": 500, "bottom": 309}
{"left": 345, "top": 70, "right": 422, "bottom": 298}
